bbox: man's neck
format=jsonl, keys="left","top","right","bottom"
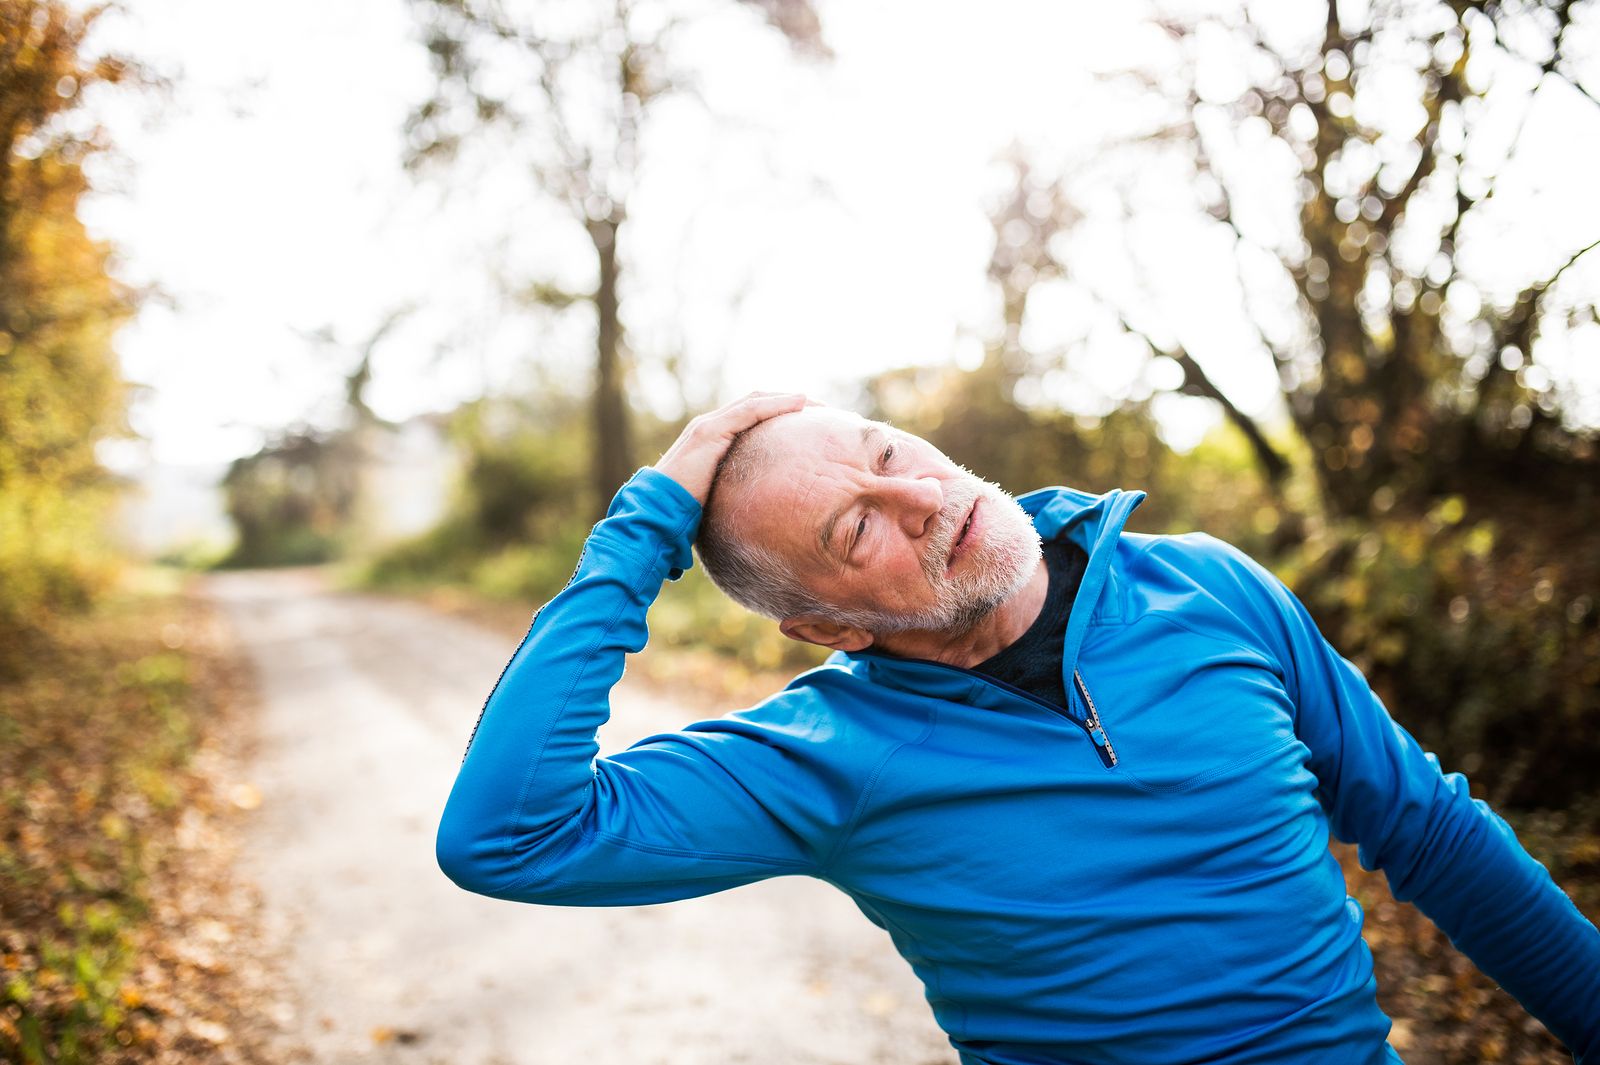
{"left": 871, "top": 555, "right": 1050, "bottom": 670}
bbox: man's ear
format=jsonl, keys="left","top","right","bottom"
{"left": 779, "top": 613, "right": 874, "bottom": 652}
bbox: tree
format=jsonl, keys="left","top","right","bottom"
{"left": 292, "top": 307, "right": 415, "bottom": 554}
{"left": 404, "top": 0, "right": 827, "bottom": 521}
{"left": 854, "top": 152, "right": 1282, "bottom": 554}
{"left": 219, "top": 426, "right": 362, "bottom": 567}
{"left": 978, "top": 2, "right": 1600, "bottom": 814}
{"left": 1017, "top": 0, "right": 1599, "bottom": 524}
{"left": 0, "top": 1, "right": 138, "bottom": 670}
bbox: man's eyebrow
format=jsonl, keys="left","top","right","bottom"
{"left": 818, "top": 425, "right": 885, "bottom": 561}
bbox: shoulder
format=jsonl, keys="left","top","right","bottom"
{"left": 1122, "top": 527, "right": 1255, "bottom": 567}
{"left": 1114, "top": 528, "right": 1272, "bottom": 592}
{"left": 1111, "top": 530, "right": 1299, "bottom": 657}
{"left": 1122, "top": 529, "right": 1285, "bottom": 600}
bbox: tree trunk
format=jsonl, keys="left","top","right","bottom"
{"left": 588, "top": 216, "right": 632, "bottom": 522}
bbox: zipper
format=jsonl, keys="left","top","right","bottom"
{"left": 458, "top": 542, "right": 590, "bottom": 765}
{"left": 854, "top": 650, "right": 1120, "bottom": 770}
{"left": 1072, "top": 669, "right": 1118, "bottom": 768}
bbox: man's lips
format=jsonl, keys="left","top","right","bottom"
{"left": 945, "top": 498, "right": 979, "bottom": 573}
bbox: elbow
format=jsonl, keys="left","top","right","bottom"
{"left": 435, "top": 807, "right": 520, "bottom": 898}
{"left": 435, "top": 815, "right": 489, "bottom": 895}
{"left": 434, "top": 805, "right": 569, "bottom": 902}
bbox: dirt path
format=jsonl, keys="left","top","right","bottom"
{"left": 200, "top": 567, "right": 952, "bottom": 1065}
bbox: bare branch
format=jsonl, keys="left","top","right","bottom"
{"left": 1479, "top": 234, "right": 1600, "bottom": 400}
{"left": 1097, "top": 292, "right": 1294, "bottom": 489}
{"left": 1171, "top": 348, "right": 1293, "bottom": 486}
{"left": 1542, "top": 235, "right": 1600, "bottom": 294}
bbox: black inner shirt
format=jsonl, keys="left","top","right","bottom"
{"left": 968, "top": 536, "right": 1088, "bottom": 711}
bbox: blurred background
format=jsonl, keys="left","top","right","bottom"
{"left": 2, "top": 0, "right": 1597, "bottom": 1062}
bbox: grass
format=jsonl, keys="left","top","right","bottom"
{"left": 0, "top": 568, "right": 285, "bottom": 1063}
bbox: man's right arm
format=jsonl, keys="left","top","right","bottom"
{"left": 1185, "top": 533, "right": 1600, "bottom": 1061}
{"left": 435, "top": 394, "right": 832, "bottom": 906}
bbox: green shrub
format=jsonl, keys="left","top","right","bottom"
{"left": 649, "top": 567, "right": 829, "bottom": 674}
{"left": 1282, "top": 501, "right": 1600, "bottom": 822}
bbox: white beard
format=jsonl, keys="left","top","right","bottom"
{"left": 841, "top": 468, "right": 1044, "bottom": 637}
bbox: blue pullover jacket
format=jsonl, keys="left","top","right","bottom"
{"left": 436, "top": 466, "right": 1600, "bottom": 1064}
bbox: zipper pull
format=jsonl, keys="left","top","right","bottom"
{"left": 1074, "top": 670, "right": 1119, "bottom": 768}
{"left": 1086, "top": 724, "right": 1117, "bottom": 769}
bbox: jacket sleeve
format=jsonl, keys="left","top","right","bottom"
{"left": 1194, "top": 534, "right": 1600, "bottom": 1062}
{"left": 434, "top": 466, "right": 821, "bottom": 906}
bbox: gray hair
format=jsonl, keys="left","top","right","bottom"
{"left": 693, "top": 425, "right": 876, "bottom": 628}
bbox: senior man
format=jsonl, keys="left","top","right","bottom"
{"left": 435, "top": 392, "right": 1600, "bottom": 1064}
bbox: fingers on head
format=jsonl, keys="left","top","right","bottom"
{"left": 726, "top": 392, "right": 809, "bottom": 426}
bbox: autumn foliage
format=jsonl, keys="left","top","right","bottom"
{"left": 0, "top": 0, "right": 137, "bottom": 677}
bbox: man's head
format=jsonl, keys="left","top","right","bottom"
{"left": 693, "top": 405, "right": 1043, "bottom": 652}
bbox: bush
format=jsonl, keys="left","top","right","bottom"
{"left": 1281, "top": 499, "right": 1600, "bottom": 822}
{"left": 648, "top": 567, "right": 829, "bottom": 674}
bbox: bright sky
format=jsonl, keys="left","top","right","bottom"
{"left": 81, "top": 0, "right": 1600, "bottom": 476}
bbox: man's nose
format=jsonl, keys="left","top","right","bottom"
{"left": 885, "top": 476, "right": 944, "bottom": 537}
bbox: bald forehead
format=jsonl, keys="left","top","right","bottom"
{"left": 736, "top": 410, "right": 890, "bottom": 505}
{"left": 718, "top": 409, "right": 897, "bottom": 567}
{"left": 745, "top": 405, "right": 874, "bottom": 451}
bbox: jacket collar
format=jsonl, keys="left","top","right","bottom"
{"left": 835, "top": 484, "right": 1146, "bottom": 686}
{"left": 1018, "top": 484, "right": 1145, "bottom": 670}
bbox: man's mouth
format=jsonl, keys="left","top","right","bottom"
{"left": 945, "top": 498, "right": 979, "bottom": 573}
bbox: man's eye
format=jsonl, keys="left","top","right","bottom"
{"left": 849, "top": 514, "right": 868, "bottom": 557}
{"left": 881, "top": 443, "right": 896, "bottom": 468}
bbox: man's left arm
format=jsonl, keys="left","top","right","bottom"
{"left": 1193, "top": 533, "right": 1600, "bottom": 1061}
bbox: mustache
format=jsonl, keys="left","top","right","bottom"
{"left": 922, "top": 481, "right": 981, "bottom": 579}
